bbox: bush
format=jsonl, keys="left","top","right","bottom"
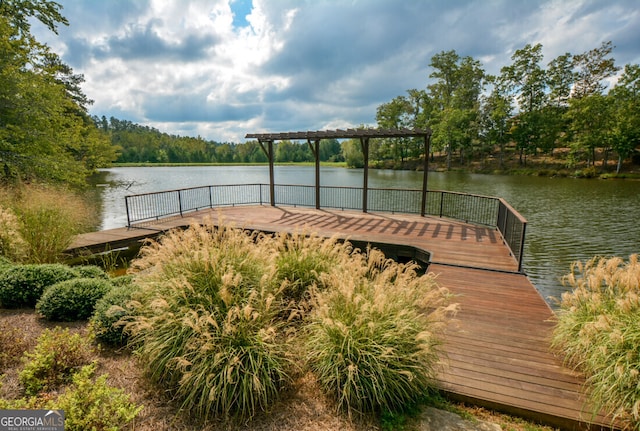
{"left": 36, "top": 277, "right": 112, "bottom": 321}
{"left": 551, "top": 254, "right": 640, "bottom": 429}
{"left": 0, "top": 255, "right": 13, "bottom": 270}
{"left": 128, "top": 223, "right": 292, "bottom": 420}
{"left": 306, "top": 249, "right": 456, "bottom": 416}
{"left": 91, "top": 281, "right": 138, "bottom": 346}
{"left": 55, "top": 363, "right": 142, "bottom": 431}
{"left": 0, "top": 263, "right": 79, "bottom": 308}
{"left": 19, "top": 327, "right": 94, "bottom": 396}
{"left": 2, "top": 364, "right": 141, "bottom": 431}
{"left": 0, "top": 320, "right": 27, "bottom": 370}
{"left": 73, "top": 264, "right": 108, "bottom": 279}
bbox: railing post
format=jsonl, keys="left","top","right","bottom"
{"left": 420, "top": 134, "right": 430, "bottom": 217}
{"left": 439, "top": 191, "right": 445, "bottom": 217}
{"left": 360, "top": 137, "right": 369, "bottom": 213}
{"left": 518, "top": 222, "right": 527, "bottom": 273}
{"left": 178, "top": 190, "right": 183, "bottom": 217}
{"left": 125, "top": 196, "right": 131, "bottom": 228}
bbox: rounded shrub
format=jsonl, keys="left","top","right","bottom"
{"left": 0, "top": 263, "right": 79, "bottom": 308}
{"left": 305, "top": 249, "right": 456, "bottom": 416}
{"left": 128, "top": 224, "right": 292, "bottom": 421}
{"left": 36, "top": 277, "right": 112, "bottom": 321}
{"left": 91, "top": 281, "right": 139, "bottom": 346}
{"left": 73, "top": 264, "right": 108, "bottom": 279}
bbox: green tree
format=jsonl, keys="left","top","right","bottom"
{"left": 341, "top": 139, "right": 363, "bottom": 168}
{"left": 571, "top": 41, "right": 618, "bottom": 99}
{"left": 319, "top": 139, "right": 342, "bottom": 162}
{"left": 481, "top": 75, "right": 513, "bottom": 168}
{"left": 609, "top": 64, "right": 640, "bottom": 173}
{"left": 501, "top": 43, "right": 548, "bottom": 165}
{"left": 428, "top": 50, "right": 484, "bottom": 169}
{"left": 565, "top": 94, "right": 614, "bottom": 168}
{"left": 0, "top": 2, "right": 116, "bottom": 185}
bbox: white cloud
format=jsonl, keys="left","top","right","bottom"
{"left": 31, "top": 0, "right": 640, "bottom": 142}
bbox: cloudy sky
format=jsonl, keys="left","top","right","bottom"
{"left": 33, "top": 0, "right": 640, "bottom": 142}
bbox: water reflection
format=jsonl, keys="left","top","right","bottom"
{"left": 90, "top": 166, "right": 639, "bottom": 305}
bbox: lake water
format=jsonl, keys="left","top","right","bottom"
{"left": 92, "top": 166, "right": 639, "bottom": 305}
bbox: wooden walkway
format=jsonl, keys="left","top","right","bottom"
{"left": 68, "top": 206, "right": 615, "bottom": 430}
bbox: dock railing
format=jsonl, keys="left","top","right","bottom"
{"left": 125, "top": 184, "right": 527, "bottom": 271}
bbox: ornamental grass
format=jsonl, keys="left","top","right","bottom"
{"left": 0, "top": 185, "right": 95, "bottom": 263}
{"left": 125, "top": 221, "right": 455, "bottom": 423}
{"left": 305, "top": 248, "right": 456, "bottom": 416}
{"left": 551, "top": 254, "right": 640, "bottom": 430}
{"left": 127, "top": 223, "right": 292, "bottom": 421}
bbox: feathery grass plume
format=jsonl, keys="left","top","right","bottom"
{"left": 0, "top": 185, "right": 95, "bottom": 263}
{"left": 127, "top": 222, "right": 292, "bottom": 421}
{"left": 551, "top": 254, "right": 640, "bottom": 429}
{"left": 306, "top": 248, "right": 457, "bottom": 417}
{"left": 272, "top": 231, "right": 353, "bottom": 320}
{"left": 0, "top": 205, "right": 28, "bottom": 262}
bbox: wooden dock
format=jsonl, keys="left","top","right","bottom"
{"left": 68, "top": 205, "right": 614, "bottom": 430}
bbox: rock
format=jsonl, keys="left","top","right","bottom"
{"left": 416, "top": 407, "right": 502, "bottom": 431}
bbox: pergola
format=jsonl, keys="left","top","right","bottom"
{"left": 245, "top": 127, "right": 432, "bottom": 216}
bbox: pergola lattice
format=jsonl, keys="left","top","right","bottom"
{"left": 245, "top": 128, "right": 432, "bottom": 215}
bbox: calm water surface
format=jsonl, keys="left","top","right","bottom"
{"left": 93, "top": 166, "right": 639, "bottom": 305}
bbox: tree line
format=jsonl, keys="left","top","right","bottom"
{"left": 98, "top": 117, "right": 344, "bottom": 164}
{"left": 2, "top": 0, "right": 638, "bottom": 189}
{"left": 374, "top": 42, "right": 639, "bottom": 174}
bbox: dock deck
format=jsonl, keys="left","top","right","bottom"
{"left": 68, "top": 205, "right": 613, "bottom": 429}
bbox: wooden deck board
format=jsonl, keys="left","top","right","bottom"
{"left": 67, "top": 205, "right": 617, "bottom": 429}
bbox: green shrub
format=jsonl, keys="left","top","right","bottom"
{"left": 19, "top": 327, "right": 94, "bottom": 396}
{"left": 306, "top": 249, "right": 456, "bottom": 416}
{"left": 2, "top": 364, "right": 141, "bottom": 431}
{"left": 128, "top": 223, "right": 292, "bottom": 420}
{"left": 55, "top": 363, "right": 142, "bottom": 431}
{"left": 552, "top": 254, "right": 640, "bottom": 429}
{"left": 91, "top": 281, "right": 138, "bottom": 346}
{"left": 73, "top": 264, "right": 108, "bottom": 279}
{"left": 0, "top": 263, "right": 79, "bottom": 308}
{"left": 36, "top": 277, "right": 112, "bottom": 321}
{"left": 0, "top": 255, "right": 13, "bottom": 270}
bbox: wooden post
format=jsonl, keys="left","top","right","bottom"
{"left": 360, "top": 137, "right": 369, "bottom": 213}
{"left": 421, "top": 133, "right": 430, "bottom": 216}
{"left": 307, "top": 138, "right": 321, "bottom": 209}
{"left": 258, "top": 139, "right": 276, "bottom": 206}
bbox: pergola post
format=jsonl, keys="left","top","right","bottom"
{"left": 420, "top": 133, "right": 431, "bottom": 216}
{"left": 307, "top": 138, "right": 321, "bottom": 209}
{"left": 246, "top": 129, "right": 432, "bottom": 213}
{"left": 360, "top": 137, "right": 370, "bottom": 213}
{"left": 258, "top": 139, "right": 276, "bottom": 206}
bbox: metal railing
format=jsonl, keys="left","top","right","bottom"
{"left": 125, "top": 183, "right": 527, "bottom": 271}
